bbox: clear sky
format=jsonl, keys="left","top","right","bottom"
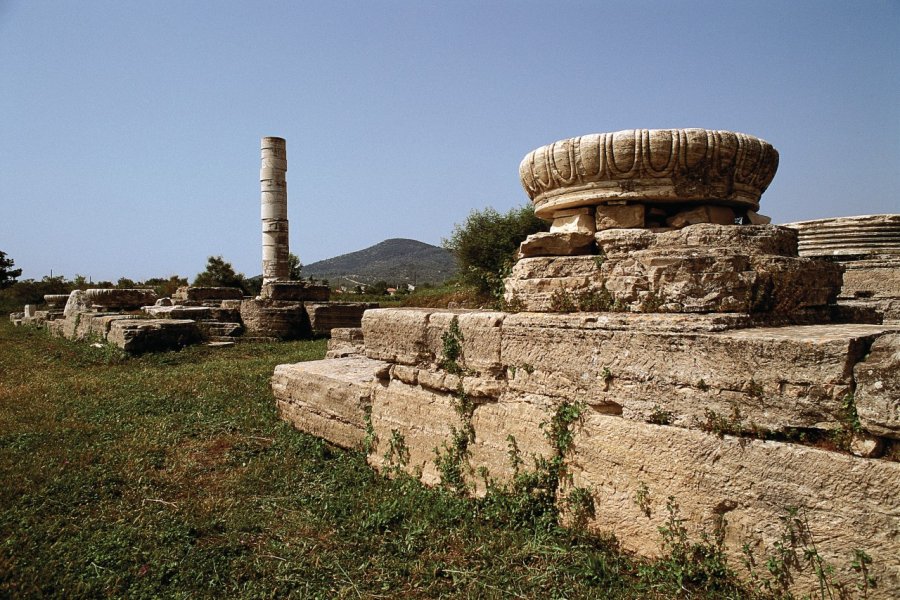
{"left": 1, "top": 0, "right": 898, "bottom": 281}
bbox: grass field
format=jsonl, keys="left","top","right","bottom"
{"left": 0, "top": 319, "right": 759, "bottom": 598}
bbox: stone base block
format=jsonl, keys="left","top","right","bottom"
{"left": 106, "top": 319, "right": 200, "bottom": 353}
{"left": 260, "top": 281, "right": 330, "bottom": 302}
{"left": 504, "top": 224, "right": 841, "bottom": 313}
{"left": 240, "top": 299, "right": 309, "bottom": 340}
{"left": 273, "top": 356, "right": 388, "bottom": 450}
{"left": 855, "top": 333, "right": 900, "bottom": 439}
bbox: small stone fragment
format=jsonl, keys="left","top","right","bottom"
{"left": 667, "top": 205, "right": 735, "bottom": 228}
{"left": 518, "top": 232, "right": 595, "bottom": 258}
{"left": 849, "top": 433, "right": 884, "bottom": 458}
{"left": 550, "top": 213, "right": 596, "bottom": 235}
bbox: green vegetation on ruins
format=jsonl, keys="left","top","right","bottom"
{"left": 0, "top": 319, "right": 797, "bottom": 599}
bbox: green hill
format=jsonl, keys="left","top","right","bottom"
{"left": 302, "top": 238, "right": 458, "bottom": 287}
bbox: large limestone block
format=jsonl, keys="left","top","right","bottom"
{"left": 43, "top": 294, "right": 69, "bottom": 309}
{"left": 518, "top": 232, "right": 594, "bottom": 258}
{"left": 597, "top": 224, "right": 799, "bottom": 257}
{"left": 364, "top": 309, "right": 506, "bottom": 374}
{"left": 106, "top": 319, "right": 200, "bottom": 353}
{"left": 273, "top": 356, "right": 388, "bottom": 450}
{"left": 501, "top": 313, "right": 896, "bottom": 434}
{"left": 260, "top": 281, "right": 330, "bottom": 302}
{"left": 519, "top": 129, "right": 779, "bottom": 219}
{"left": 369, "top": 379, "right": 464, "bottom": 486}
{"left": 569, "top": 413, "right": 900, "bottom": 598}
{"left": 840, "top": 259, "right": 900, "bottom": 300}
{"left": 855, "top": 333, "right": 900, "bottom": 439}
{"left": 364, "top": 308, "right": 432, "bottom": 364}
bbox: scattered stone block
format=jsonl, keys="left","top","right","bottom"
{"left": 595, "top": 203, "right": 645, "bottom": 230}
{"left": 106, "top": 319, "right": 200, "bottom": 354}
{"left": 83, "top": 288, "right": 157, "bottom": 311}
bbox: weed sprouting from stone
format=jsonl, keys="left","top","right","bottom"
{"left": 384, "top": 428, "right": 410, "bottom": 471}
{"left": 635, "top": 481, "right": 652, "bottom": 518}
{"left": 439, "top": 315, "right": 465, "bottom": 374}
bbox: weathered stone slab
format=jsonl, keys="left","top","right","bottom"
{"left": 569, "top": 413, "right": 900, "bottom": 597}
{"left": 369, "top": 378, "right": 463, "bottom": 486}
{"left": 841, "top": 259, "right": 900, "bottom": 299}
{"left": 518, "top": 231, "right": 594, "bottom": 258}
{"left": 855, "top": 333, "right": 900, "bottom": 439}
{"left": 502, "top": 314, "right": 896, "bottom": 434}
{"left": 143, "top": 306, "right": 213, "bottom": 319}
{"left": 83, "top": 288, "right": 158, "bottom": 311}
{"left": 274, "top": 356, "right": 388, "bottom": 450}
{"left": 63, "top": 290, "right": 88, "bottom": 317}
{"left": 363, "top": 309, "right": 505, "bottom": 374}
{"left": 106, "top": 319, "right": 200, "bottom": 353}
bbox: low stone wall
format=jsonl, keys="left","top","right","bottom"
{"left": 274, "top": 307, "right": 900, "bottom": 597}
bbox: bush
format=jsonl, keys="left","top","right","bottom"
{"left": 443, "top": 205, "right": 548, "bottom": 295}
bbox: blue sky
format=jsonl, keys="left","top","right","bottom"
{"left": 1, "top": 1, "right": 897, "bottom": 281}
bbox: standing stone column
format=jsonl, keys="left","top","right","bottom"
{"left": 261, "top": 136, "right": 289, "bottom": 285}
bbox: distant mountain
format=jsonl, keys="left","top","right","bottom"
{"left": 302, "top": 238, "right": 458, "bottom": 287}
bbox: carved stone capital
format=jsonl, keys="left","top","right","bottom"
{"left": 519, "top": 129, "right": 779, "bottom": 219}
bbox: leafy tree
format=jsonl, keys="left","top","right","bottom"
{"left": 116, "top": 277, "right": 136, "bottom": 289}
{"left": 443, "top": 205, "right": 548, "bottom": 294}
{"left": 193, "top": 256, "right": 248, "bottom": 293}
{"left": 288, "top": 253, "right": 303, "bottom": 280}
{"left": 0, "top": 251, "right": 23, "bottom": 289}
{"left": 142, "top": 275, "right": 188, "bottom": 297}
{"left": 369, "top": 280, "right": 389, "bottom": 296}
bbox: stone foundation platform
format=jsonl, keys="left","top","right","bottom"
{"left": 274, "top": 307, "right": 900, "bottom": 597}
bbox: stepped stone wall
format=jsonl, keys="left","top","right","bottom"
{"left": 274, "top": 307, "right": 900, "bottom": 598}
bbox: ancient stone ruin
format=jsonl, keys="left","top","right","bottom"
{"left": 11, "top": 136, "right": 375, "bottom": 352}
{"left": 273, "top": 129, "right": 900, "bottom": 597}
{"left": 786, "top": 214, "right": 900, "bottom": 323}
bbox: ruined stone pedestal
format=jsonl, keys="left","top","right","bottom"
{"left": 506, "top": 224, "right": 842, "bottom": 313}
{"left": 786, "top": 214, "right": 900, "bottom": 322}
{"left": 272, "top": 129, "right": 900, "bottom": 597}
